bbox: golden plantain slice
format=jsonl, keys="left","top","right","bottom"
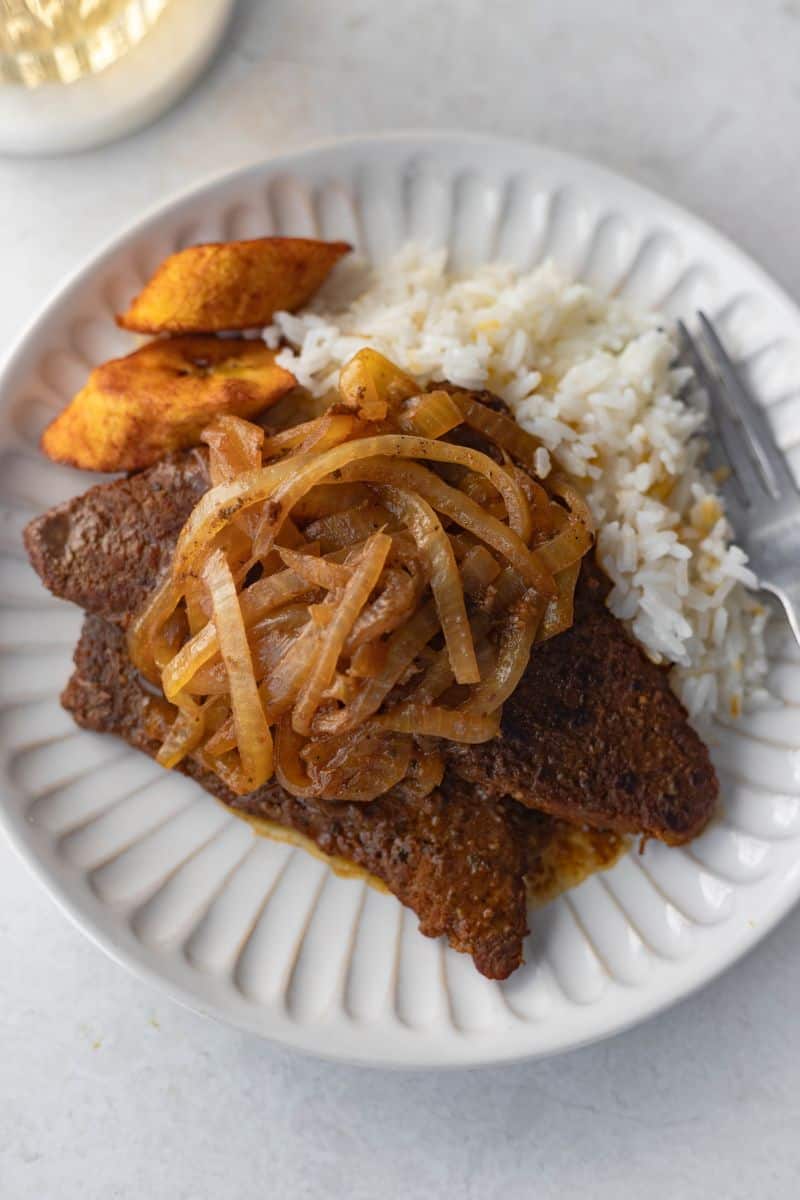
{"left": 41, "top": 336, "right": 296, "bottom": 473}
{"left": 117, "top": 237, "right": 351, "bottom": 334}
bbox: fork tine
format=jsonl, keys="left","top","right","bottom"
{"left": 677, "top": 320, "right": 755, "bottom": 522}
{"left": 684, "top": 321, "right": 770, "bottom": 506}
{"left": 697, "top": 312, "right": 797, "bottom": 499}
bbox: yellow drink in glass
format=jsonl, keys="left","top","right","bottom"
{"left": 0, "top": 0, "right": 169, "bottom": 86}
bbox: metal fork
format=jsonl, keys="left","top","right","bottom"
{"left": 677, "top": 313, "right": 800, "bottom": 647}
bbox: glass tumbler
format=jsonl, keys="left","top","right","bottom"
{"left": 0, "top": 0, "right": 170, "bottom": 86}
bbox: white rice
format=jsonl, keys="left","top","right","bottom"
{"left": 265, "top": 244, "right": 771, "bottom": 721}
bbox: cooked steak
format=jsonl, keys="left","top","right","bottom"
{"left": 25, "top": 451, "right": 718, "bottom": 845}
{"left": 23, "top": 449, "right": 209, "bottom": 626}
{"left": 63, "top": 613, "right": 542, "bottom": 979}
{"left": 448, "top": 563, "right": 717, "bottom": 844}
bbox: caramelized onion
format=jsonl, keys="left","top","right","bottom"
{"left": 339, "top": 348, "right": 418, "bottom": 420}
{"left": 303, "top": 503, "right": 396, "bottom": 552}
{"left": 375, "top": 703, "right": 500, "bottom": 743}
{"left": 203, "top": 549, "right": 272, "bottom": 793}
{"left": 306, "top": 725, "right": 413, "bottom": 802}
{"left": 273, "top": 716, "right": 317, "bottom": 796}
{"left": 161, "top": 620, "right": 220, "bottom": 701}
{"left": 339, "top": 457, "right": 553, "bottom": 595}
{"left": 133, "top": 349, "right": 593, "bottom": 803}
{"left": 266, "top": 432, "right": 529, "bottom": 560}
{"left": 160, "top": 569, "right": 318, "bottom": 700}
{"left": 292, "top": 482, "right": 373, "bottom": 522}
{"left": 202, "top": 415, "right": 264, "bottom": 485}
{"left": 536, "top": 505, "right": 594, "bottom": 572}
{"left": 129, "top": 570, "right": 184, "bottom": 683}
{"left": 260, "top": 412, "right": 364, "bottom": 459}
{"left": 348, "top": 640, "right": 388, "bottom": 677}
{"left": 407, "top": 646, "right": 455, "bottom": 705}
{"left": 297, "top": 411, "right": 365, "bottom": 455}
{"left": 376, "top": 486, "right": 479, "bottom": 685}
{"left": 314, "top": 601, "right": 440, "bottom": 734}
{"left": 203, "top": 715, "right": 236, "bottom": 757}
{"left": 344, "top": 563, "right": 424, "bottom": 651}
{"left": 276, "top": 545, "right": 351, "bottom": 590}
{"left": 401, "top": 743, "right": 446, "bottom": 797}
{"left": 538, "top": 560, "right": 581, "bottom": 643}
{"left": 156, "top": 695, "right": 207, "bottom": 768}
{"left": 276, "top": 717, "right": 412, "bottom": 802}
{"left": 460, "top": 544, "right": 501, "bottom": 594}
{"left": 399, "top": 389, "right": 464, "bottom": 438}
{"left": 547, "top": 471, "right": 596, "bottom": 532}
{"left": 292, "top": 532, "right": 391, "bottom": 735}
{"left": 260, "top": 622, "right": 318, "bottom": 720}
{"left": 456, "top": 391, "right": 544, "bottom": 472}
{"left": 463, "top": 590, "right": 544, "bottom": 715}
{"left": 188, "top": 624, "right": 303, "bottom": 698}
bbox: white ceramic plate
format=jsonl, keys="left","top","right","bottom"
{"left": 2, "top": 133, "right": 800, "bottom": 1069}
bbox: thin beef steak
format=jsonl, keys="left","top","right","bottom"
{"left": 25, "top": 452, "right": 717, "bottom": 844}
{"left": 64, "top": 613, "right": 546, "bottom": 979}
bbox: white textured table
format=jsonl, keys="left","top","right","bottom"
{"left": 3, "top": 3, "right": 800, "bottom": 1196}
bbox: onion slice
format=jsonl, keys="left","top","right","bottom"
{"left": 161, "top": 621, "right": 220, "bottom": 701}
{"left": 291, "top": 532, "right": 392, "bottom": 734}
{"left": 163, "top": 433, "right": 530, "bottom": 588}
{"left": 344, "top": 563, "right": 425, "bottom": 651}
{"left": 401, "top": 743, "right": 445, "bottom": 797}
{"left": 128, "top": 570, "right": 183, "bottom": 683}
{"left": 303, "top": 503, "right": 396, "bottom": 552}
{"left": 460, "top": 544, "right": 501, "bottom": 594}
{"left": 375, "top": 703, "right": 500, "bottom": 743}
{"left": 455, "top": 391, "right": 545, "bottom": 473}
{"left": 202, "top": 415, "right": 264, "bottom": 485}
{"left": 339, "top": 348, "right": 418, "bottom": 419}
{"left": 338, "top": 457, "right": 554, "bottom": 596}
{"left": 399, "top": 389, "right": 464, "bottom": 438}
{"left": 202, "top": 549, "right": 272, "bottom": 793}
{"left": 547, "top": 471, "right": 596, "bottom": 534}
{"left": 538, "top": 560, "right": 581, "bottom": 643}
{"left": 536, "top": 505, "right": 594, "bottom": 573}
{"left": 377, "top": 486, "right": 479, "bottom": 685}
{"left": 156, "top": 695, "right": 207, "bottom": 769}
{"left": 276, "top": 545, "right": 351, "bottom": 590}
{"left": 315, "top": 601, "right": 440, "bottom": 734}
{"left": 160, "top": 568, "right": 318, "bottom": 699}
{"left": 260, "top": 622, "right": 318, "bottom": 720}
{"left": 249, "top": 433, "right": 535, "bottom": 561}
{"left": 273, "top": 716, "right": 317, "bottom": 796}
{"left": 463, "top": 590, "right": 544, "bottom": 715}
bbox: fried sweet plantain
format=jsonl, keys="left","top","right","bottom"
{"left": 41, "top": 335, "right": 296, "bottom": 473}
{"left": 117, "top": 237, "right": 351, "bottom": 334}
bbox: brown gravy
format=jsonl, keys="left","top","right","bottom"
{"left": 236, "top": 807, "right": 624, "bottom": 906}
{"left": 525, "top": 823, "right": 627, "bottom": 907}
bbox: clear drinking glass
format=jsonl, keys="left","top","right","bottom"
{"left": 0, "top": 0, "right": 169, "bottom": 86}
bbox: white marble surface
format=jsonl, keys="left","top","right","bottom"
{"left": 2, "top": 1, "right": 800, "bottom": 1196}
